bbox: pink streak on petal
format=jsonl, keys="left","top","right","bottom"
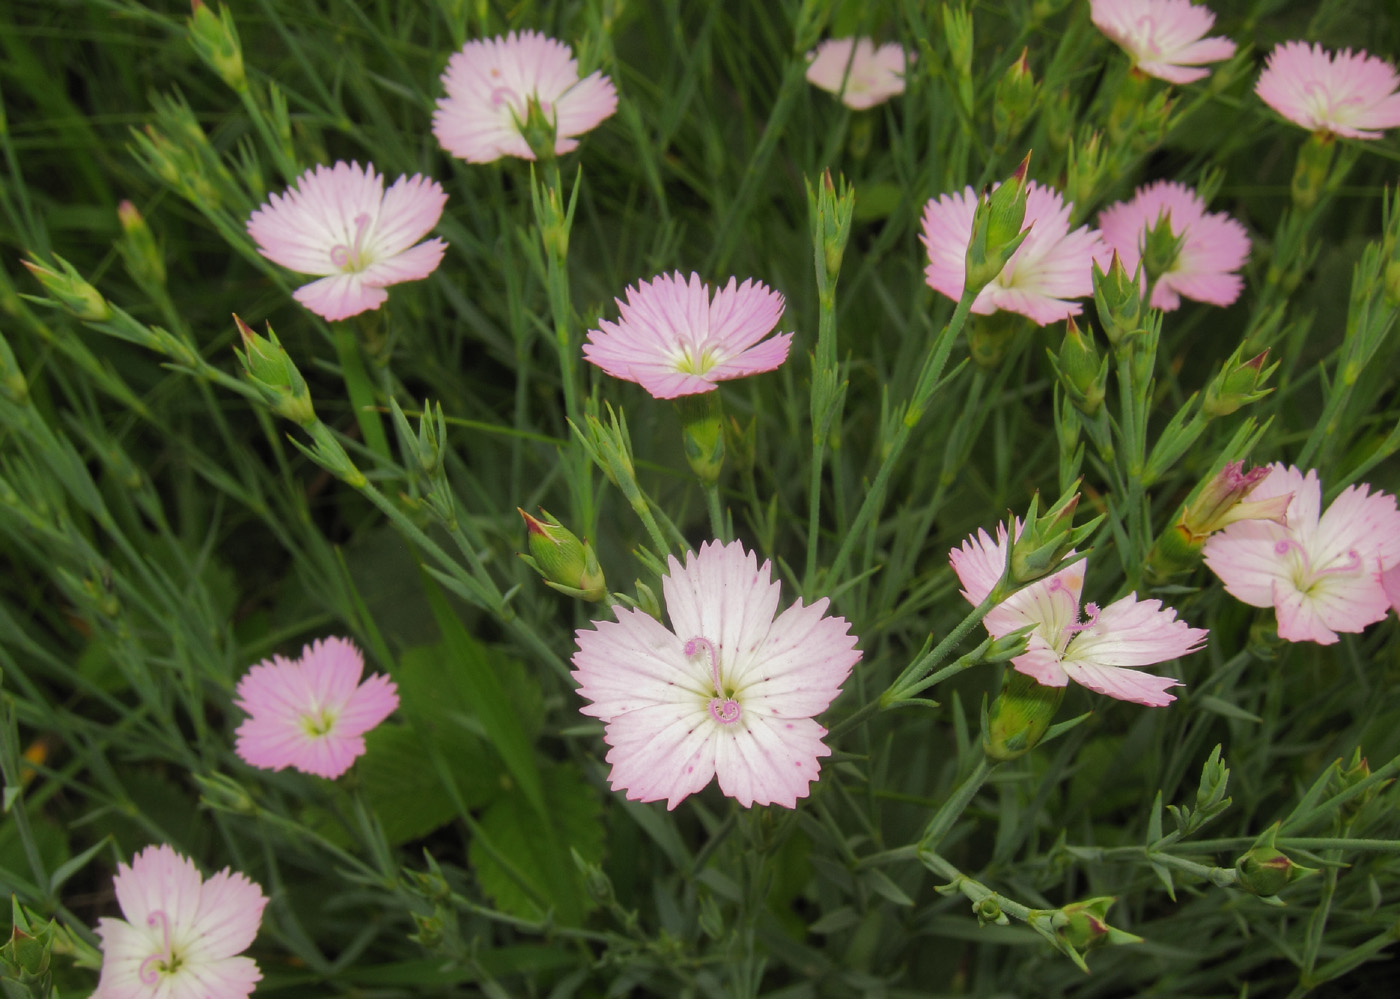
{"left": 1060, "top": 660, "right": 1181, "bottom": 706}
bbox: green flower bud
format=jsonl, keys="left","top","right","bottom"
{"left": 1092, "top": 251, "right": 1143, "bottom": 347}
{"left": 1055, "top": 897, "right": 1142, "bottom": 955}
{"left": 1142, "top": 210, "right": 1186, "bottom": 288}
{"left": 233, "top": 315, "right": 317, "bottom": 427}
{"left": 520, "top": 95, "right": 560, "bottom": 163}
{"left": 966, "top": 154, "right": 1032, "bottom": 293}
{"left": 1147, "top": 460, "right": 1290, "bottom": 581}
{"left": 1050, "top": 317, "right": 1108, "bottom": 416}
{"left": 22, "top": 255, "right": 112, "bottom": 321}
{"left": 675, "top": 391, "right": 726, "bottom": 486}
{"left": 518, "top": 508, "right": 607, "bottom": 602}
{"left": 188, "top": 0, "right": 246, "bottom": 92}
{"left": 1291, "top": 132, "right": 1336, "bottom": 211}
{"left": 994, "top": 49, "right": 1038, "bottom": 148}
{"left": 1007, "top": 485, "right": 1096, "bottom": 587}
{"left": 116, "top": 199, "right": 166, "bottom": 288}
{"left": 1066, "top": 129, "right": 1107, "bottom": 209}
{"left": 1203, "top": 348, "right": 1276, "bottom": 418}
{"left": 968, "top": 310, "right": 1025, "bottom": 369}
{"left": 984, "top": 669, "right": 1065, "bottom": 761}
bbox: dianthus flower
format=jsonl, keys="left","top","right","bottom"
{"left": 921, "top": 182, "right": 1104, "bottom": 326}
{"left": 93, "top": 844, "right": 267, "bottom": 999}
{"left": 246, "top": 161, "right": 447, "bottom": 321}
{"left": 1255, "top": 42, "right": 1400, "bottom": 139}
{"left": 951, "top": 523, "right": 1207, "bottom": 706}
{"left": 433, "top": 30, "right": 618, "bottom": 162}
{"left": 805, "top": 38, "right": 912, "bottom": 109}
{"left": 1097, "top": 180, "right": 1250, "bottom": 310}
{"left": 1090, "top": 0, "right": 1237, "bottom": 84}
{"left": 234, "top": 637, "right": 399, "bottom": 779}
{"left": 1203, "top": 465, "right": 1400, "bottom": 644}
{"left": 571, "top": 540, "right": 861, "bottom": 809}
{"left": 583, "top": 272, "right": 793, "bottom": 399}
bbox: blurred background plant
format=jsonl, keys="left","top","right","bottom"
{"left": 2, "top": 0, "right": 1399, "bottom": 996}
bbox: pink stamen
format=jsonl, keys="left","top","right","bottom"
{"left": 137, "top": 909, "right": 172, "bottom": 984}
{"left": 329, "top": 212, "right": 373, "bottom": 271}
{"left": 1064, "top": 601, "right": 1102, "bottom": 636}
{"left": 687, "top": 636, "right": 742, "bottom": 724}
{"left": 1274, "top": 538, "right": 1363, "bottom": 579}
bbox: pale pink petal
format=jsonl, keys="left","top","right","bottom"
{"left": 572, "top": 539, "right": 860, "bottom": 810}
{"left": 1060, "top": 660, "right": 1182, "bottom": 706}
{"left": 247, "top": 160, "right": 446, "bottom": 319}
{"left": 234, "top": 637, "right": 396, "bottom": 779}
{"left": 713, "top": 714, "right": 831, "bottom": 808}
{"left": 95, "top": 846, "right": 265, "bottom": 999}
{"left": 1090, "top": 0, "right": 1236, "bottom": 84}
{"left": 806, "top": 38, "right": 912, "bottom": 109}
{"left": 1202, "top": 518, "right": 1290, "bottom": 607}
{"left": 1383, "top": 563, "right": 1400, "bottom": 613}
{"left": 1256, "top": 42, "right": 1400, "bottom": 138}
{"left": 920, "top": 187, "right": 978, "bottom": 303}
{"left": 433, "top": 30, "right": 616, "bottom": 163}
{"left": 1272, "top": 580, "right": 1341, "bottom": 645}
{"left": 1065, "top": 594, "right": 1207, "bottom": 666}
{"left": 583, "top": 272, "right": 792, "bottom": 398}
{"left": 292, "top": 273, "right": 389, "bottom": 321}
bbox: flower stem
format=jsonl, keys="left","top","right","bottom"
{"left": 921, "top": 755, "right": 997, "bottom": 850}
{"left": 331, "top": 321, "right": 391, "bottom": 464}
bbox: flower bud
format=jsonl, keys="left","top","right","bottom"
{"left": 21, "top": 255, "right": 111, "bottom": 321}
{"left": 808, "top": 169, "right": 855, "bottom": 289}
{"left": 1092, "top": 251, "right": 1142, "bottom": 347}
{"left": 518, "top": 508, "right": 607, "bottom": 602}
{"left": 1332, "top": 749, "right": 1389, "bottom": 822}
{"left": 1055, "top": 897, "right": 1141, "bottom": 956}
{"left": 984, "top": 669, "right": 1065, "bottom": 761}
{"left": 116, "top": 200, "right": 166, "bottom": 289}
{"left": 1050, "top": 317, "right": 1108, "bottom": 416}
{"left": 965, "top": 154, "right": 1032, "bottom": 292}
{"left": 974, "top": 895, "right": 1010, "bottom": 927}
{"left": 1203, "top": 349, "right": 1276, "bottom": 418}
{"left": 968, "top": 310, "right": 1024, "bottom": 369}
{"left": 1142, "top": 211, "right": 1186, "bottom": 288}
{"left": 188, "top": 0, "right": 246, "bottom": 92}
{"left": 675, "top": 392, "right": 726, "bottom": 486}
{"left": 1146, "top": 461, "right": 1290, "bottom": 581}
{"left": 192, "top": 771, "right": 258, "bottom": 815}
{"left": 1007, "top": 486, "right": 1097, "bottom": 586}
{"left": 1235, "top": 846, "right": 1314, "bottom": 897}
{"left": 994, "top": 49, "right": 1038, "bottom": 149}
{"left": 233, "top": 315, "right": 317, "bottom": 426}
{"left": 1065, "top": 129, "right": 1107, "bottom": 210}
{"left": 942, "top": 4, "right": 974, "bottom": 93}
{"left": 725, "top": 413, "right": 757, "bottom": 476}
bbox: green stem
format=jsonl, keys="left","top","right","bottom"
{"left": 921, "top": 756, "right": 997, "bottom": 849}
{"left": 332, "top": 322, "right": 391, "bottom": 464}
{"left": 704, "top": 481, "right": 727, "bottom": 541}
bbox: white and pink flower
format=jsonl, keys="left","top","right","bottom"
{"left": 1255, "top": 42, "right": 1400, "bottom": 139}
{"left": 1203, "top": 465, "right": 1400, "bottom": 644}
{"left": 571, "top": 540, "right": 861, "bottom": 809}
{"left": 951, "top": 523, "right": 1207, "bottom": 706}
{"left": 921, "top": 182, "right": 1104, "bottom": 326}
{"left": 1090, "top": 0, "right": 1237, "bottom": 85}
{"left": 247, "top": 161, "right": 447, "bottom": 321}
{"left": 1097, "top": 180, "right": 1250, "bottom": 310}
{"left": 806, "top": 38, "right": 912, "bottom": 109}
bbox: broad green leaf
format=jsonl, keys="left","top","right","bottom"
{"left": 358, "top": 723, "right": 494, "bottom": 846}
{"left": 470, "top": 761, "right": 604, "bottom": 926}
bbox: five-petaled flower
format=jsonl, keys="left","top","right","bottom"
{"left": 1255, "top": 42, "right": 1400, "bottom": 139}
{"left": 93, "top": 844, "right": 267, "bottom": 999}
{"left": 951, "top": 522, "right": 1207, "bottom": 706}
{"left": 805, "top": 38, "right": 913, "bottom": 109}
{"left": 1097, "top": 180, "right": 1251, "bottom": 310}
{"left": 1090, "top": 0, "right": 1237, "bottom": 85}
{"left": 921, "top": 182, "right": 1104, "bottom": 326}
{"left": 583, "top": 271, "right": 794, "bottom": 399}
{"left": 433, "top": 30, "right": 618, "bottom": 162}
{"left": 571, "top": 540, "right": 861, "bottom": 809}
{"left": 1203, "top": 465, "right": 1400, "bottom": 644}
{"left": 235, "top": 637, "right": 399, "bottom": 779}
{"left": 247, "top": 161, "right": 447, "bottom": 321}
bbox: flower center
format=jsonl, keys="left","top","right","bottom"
{"left": 1273, "top": 538, "right": 1363, "bottom": 594}
{"left": 1301, "top": 80, "right": 1366, "bottom": 127}
{"left": 1129, "top": 16, "right": 1163, "bottom": 58}
{"left": 301, "top": 708, "right": 337, "bottom": 737}
{"left": 137, "top": 909, "right": 182, "bottom": 983}
{"left": 675, "top": 345, "right": 715, "bottom": 376}
{"left": 685, "top": 635, "right": 741, "bottom": 725}
{"left": 329, "top": 212, "right": 374, "bottom": 273}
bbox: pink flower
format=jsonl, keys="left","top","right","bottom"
{"left": 805, "top": 38, "right": 913, "bottom": 109}
{"left": 583, "top": 272, "right": 793, "bottom": 399}
{"left": 1097, "top": 180, "right": 1250, "bottom": 310}
{"left": 93, "top": 844, "right": 267, "bottom": 999}
{"left": 1090, "top": 0, "right": 1237, "bottom": 85}
{"left": 246, "top": 161, "right": 447, "bottom": 321}
{"left": 571, "top": 540, "right": 861, "bottom": 809}
{"left": 1203, "top": 465, "right": 1400, "bottom": 644}
{"left": 951, "top": 523, "right": 1206, "bottom": 706}
{"left": 921, "top": 182, "right": 1104, "bottom": 325}
{"left": 234, "top": 637, "right": 399, "bottom": 779}
{"left": 1383, "top": 564, "right": 1400, "bottom": 615}
{"left": 1255, "top": 42, "right": 1400, "bottom": 139}
{"left": 433, "top": 30, "right": 618, "bottom": 162}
